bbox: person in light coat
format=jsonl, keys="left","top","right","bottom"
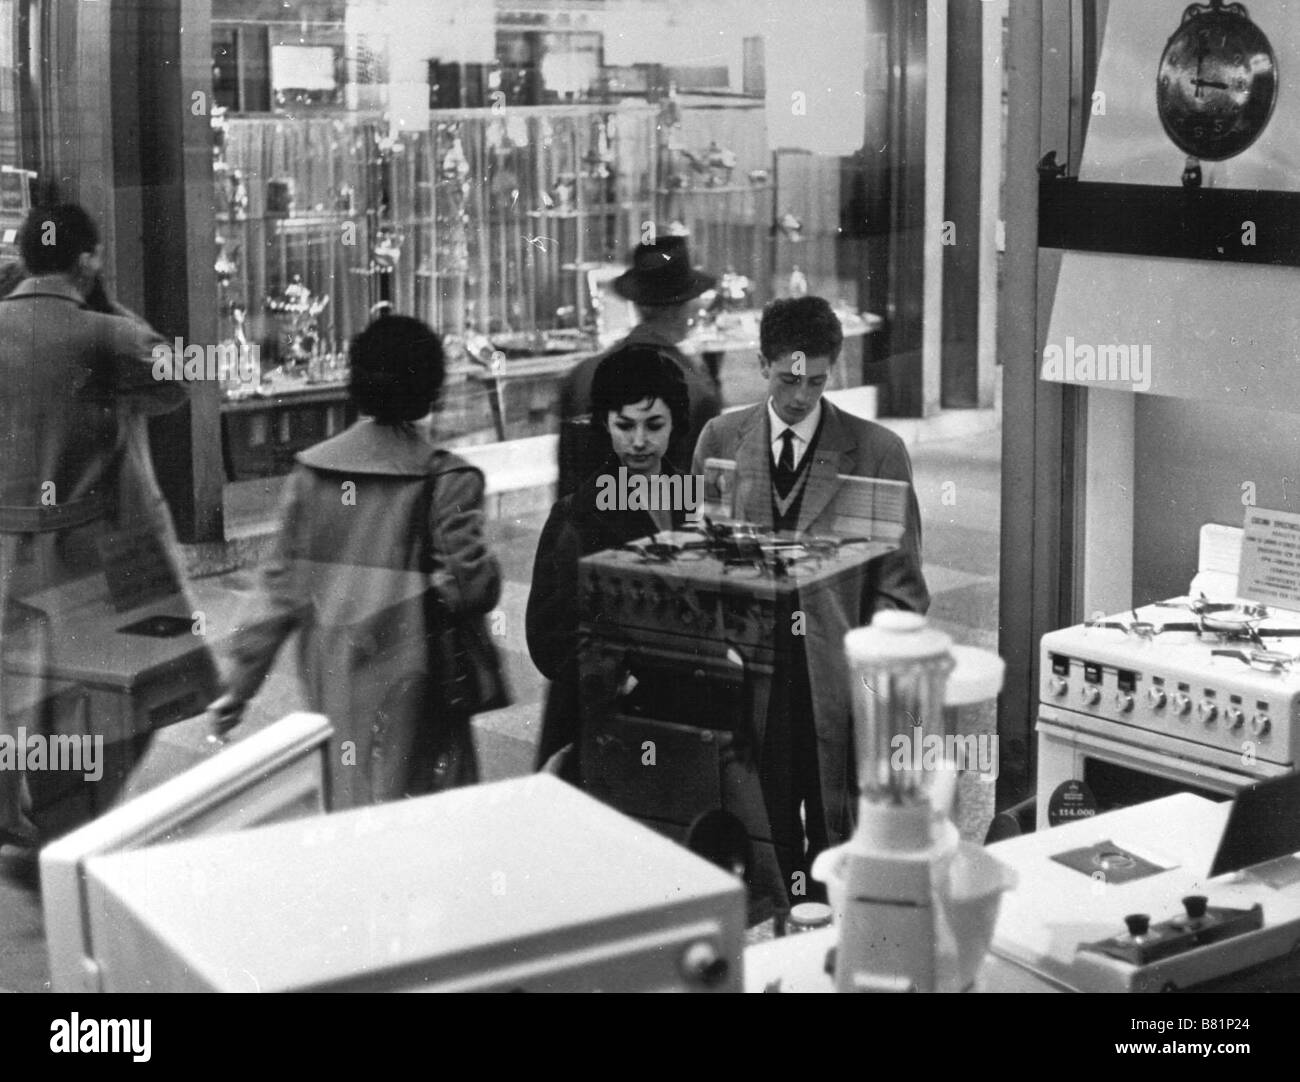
{"left": 210, "top": 316, "right": 501, "bottom": 809}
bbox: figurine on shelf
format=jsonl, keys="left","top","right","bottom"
{"left": 552, "top": 172, "right": 576, "bottom": 212}
{"left": 219, "top": 303, "right": 259, "bottom": 399}
{"left": 788, "top": 265, "right": 808, "bottom": 298}
{"left": 584, "top": 117, "right": 614, "bottom": 179}
{"left": 214, "top": 239, "right": 238, "bottom": 290}
{"left": 705, "top": 141, "right": 737, "bottom": 186}
{"left": 372, "top": 225, "right": 403, "bottom": 269}
{"left": 265, "top": 276, "right": 330, "bottom": 378}
{"left": 226, "top": 169, "right": 249, "bottom": 220}
{"left": 678, "top": 141, "right": 737, "bottom": 188}
{"left": 710, "top": 267, "right": 753, "bottom": 313}
{"left": 441, "top": 133, "right": 471, "bottom": 184}
{"left": 777, "top": 210, "right": 804, "bottom": 242}
{"left": 211, "top": 106, "right": 229, "bottom": 173}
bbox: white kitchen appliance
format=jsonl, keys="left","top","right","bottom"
{"left": 813, "top": 612, "right": 1012, "bottom": 993}
{"left": 990, "top": 790, "right": 1300, "bottom": 992}
{"left": 1037, "top": 528, "right": 1298, "bottom": 827}
{"left": 40, "top": 712, "right": 334, "bottom": 992}
{"left": 66, "top": 775, "right": 745, "bottom": 992}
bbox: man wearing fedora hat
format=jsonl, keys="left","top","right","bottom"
{"left": 557, "top": 234, "right": 720, "bottom": 495}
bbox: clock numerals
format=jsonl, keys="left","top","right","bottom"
{"left": 1156, "top": 9, "right": 1276, "bottom": 161}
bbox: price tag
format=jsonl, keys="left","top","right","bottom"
{"left": 1047, "top": 779, "right": 1097, "bottom": 827}
{"left": 1239, "top": 507, "right": 1300, "bottom": 610}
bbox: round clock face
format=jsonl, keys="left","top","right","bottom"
{"left": 1157, "top": 2, "right": 1278, "bottom": 161}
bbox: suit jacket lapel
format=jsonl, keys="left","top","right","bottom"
{"left": 796, "top": 403, "right": 858, "bottom": 534}
{"left": 733, "top": 407, "right": 774, "bottom": 530}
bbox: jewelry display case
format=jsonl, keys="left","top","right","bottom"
{"left": 211, "top": 104, "right": 659, "bottom": 478}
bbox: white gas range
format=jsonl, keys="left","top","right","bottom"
{"left": 1036, "top": 596, "right": 1299, "bottom": 829}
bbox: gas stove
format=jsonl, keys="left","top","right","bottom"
{"left": 1040, "top": 597, "right": 1300, "bottom": 768}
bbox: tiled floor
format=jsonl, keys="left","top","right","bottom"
{"left": 0, "top": 413, "right": 1001, "bottom": 992}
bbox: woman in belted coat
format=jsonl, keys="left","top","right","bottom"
{"left": 527, "top": 346, "right": 694, "bottom": 775}
{"left": 212, "top": 317, "right": 501, "bottom": 809}
{"left": 1, "top": 209, "right": 206, "bottom": 853}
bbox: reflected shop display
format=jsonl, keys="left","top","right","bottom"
{"left": 6, "top": 0, "right": 1300, "bottom": 1022}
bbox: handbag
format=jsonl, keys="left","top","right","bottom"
{"left": 424, "top": 460, "right": 512, "bottom": 716}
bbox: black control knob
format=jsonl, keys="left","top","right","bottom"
{"left": 1124, "top": 913, "right": 1151, "bottom": 937}
{"left": 1183, "top": 895, "right": 1208, "bottom": 920}
{"left": 680, "top": 941, "right": 729, "bottom": 988}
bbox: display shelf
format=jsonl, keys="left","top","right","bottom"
{"left": 526, "top": 202, "right": 644, "bottom": 218}
{"left": 219, "top": 382, "right": 350, "bottom": 413}
{"left": 654, "top": 183, "right": 773, "bottom": 196}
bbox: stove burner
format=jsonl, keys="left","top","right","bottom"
{"left": 1156, "top": 596, "right": 1270, "bottom": 622}
{"left": 1211, "top": 647, "right": 1297, "bottom": 673}
{"left": 1089, "top": 598, "right": 1300, "bottom": 645}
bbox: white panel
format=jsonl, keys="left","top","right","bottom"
{"left": 1042, "top": 250, "right": 1300, "bottom": 410}
{"left": 1082, "top": 387, "right": 1134, "bottom": 618}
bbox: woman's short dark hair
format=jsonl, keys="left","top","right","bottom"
{"left": 348, "top": 315, "right": 445, "bottom": 424}
{"left": 18, "top": 204, "right": 99, "bottom": 275}
{"left": 590, "top": 345, "right": 690, "bottom": 435}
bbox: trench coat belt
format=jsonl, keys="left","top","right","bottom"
{"left": 0, "top": 493, "right": 107, "bottom": 534}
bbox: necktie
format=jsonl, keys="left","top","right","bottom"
{"left": 778, "top": 428, "right": 796, "bottom": 474}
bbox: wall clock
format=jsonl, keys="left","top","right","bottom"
{"left": 1157, "top": 0, "right": 1278, "bottom": 161}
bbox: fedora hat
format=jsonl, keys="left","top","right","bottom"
{"left": 612, "top": 235, "right": 716, "bottom": 306}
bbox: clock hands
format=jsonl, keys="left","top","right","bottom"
{"left": 1192, "top": 77, "right": 1230, "bottom": 91}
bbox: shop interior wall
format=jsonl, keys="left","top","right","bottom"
{"left": 1132, "top": 396, "right": 1300, "bottom": 605}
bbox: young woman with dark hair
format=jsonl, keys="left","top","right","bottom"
{"left": 526, "top": 344, "right": 694, "bottom": 777}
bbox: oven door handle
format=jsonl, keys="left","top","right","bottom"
{"left": 1037, "top": 720, "right": 1264, "bottom": 793}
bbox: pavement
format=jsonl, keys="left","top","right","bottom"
{"left": 0, "top": 405, "right": 1001, "bottom": 992}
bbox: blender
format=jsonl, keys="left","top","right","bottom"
{"left": 812, "top": 611, "right": 1015, "bottom": 992}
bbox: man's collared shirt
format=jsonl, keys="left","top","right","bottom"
{"left": 767, "top": 397, "right": 822, "bottom": 471}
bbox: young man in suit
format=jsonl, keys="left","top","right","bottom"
{"left": 691, "top": 296, "right": 930, "bottom": 904}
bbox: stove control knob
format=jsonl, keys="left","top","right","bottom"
{"left": 1198, "top": 700, "right": 1218, "bottom": 725}
{"left": 1224, "top": 707, "right": 1245, "bottom": 731}
{"left": 1123, "top": 913, "right": 1151, "bottom": 938}
{"left": 1115, "top": 691, "right": 1135, "bottom": 713}
{"left": 1148, "top": 687, "right": 1167, "bottom": 709}
{"left": 1170, "top": 693, "right": 1192, "bottom": 717}
{"left": 1048, "top": 675, "right": 1068, "bottom": 698}
{"left": 680, "top": 941, "right": 729, "bottom": 988}
{"left": 1183, "top": 895, "right": 1208, "bottom": 920}
{"left": 1251, "top": 712, "right": 1272, "bottom": 737}
{"left": 1080, "top": 685, "right": 1101, "bottom": 707}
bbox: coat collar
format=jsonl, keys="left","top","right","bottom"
{"left": 623, "top": 323, "right": 683, "bottom": 352}
{"left": 296, "top": 418, "right": 440, "bottom": 476}
{"left": 1, "top": 276, "right": 86, "bottom": 306}
{"left": 733, "top": 399, "right": 859, "bottom": 532}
